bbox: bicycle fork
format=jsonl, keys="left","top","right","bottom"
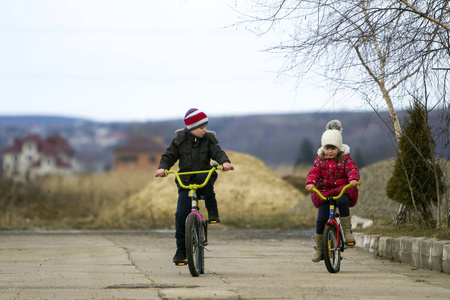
{"left": 328, "top": 198, "right": 347, "bottom": 252}
{"left": 188, "top": 190, "right": 210, "bottom": 251}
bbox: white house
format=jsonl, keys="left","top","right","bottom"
{"left": 2, "top": 134, "right": 76, "bottom": 181}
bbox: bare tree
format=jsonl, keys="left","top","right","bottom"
{"left": 236, "top": 0, "right": 450, "bottom": 222}
{"left": 237, "top": 0, "right": 449, "bottom": 140}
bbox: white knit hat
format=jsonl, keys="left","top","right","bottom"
{"left": 321, "top": 120, "right": 343, "bottom": 150}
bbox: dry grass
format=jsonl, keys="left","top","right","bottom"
{"left": 363, "top": 219, "right": 450, "bottom": 240}
{"left": 1, "top": 151, "right": 448, "bottom": 235}
{"left": 0, "top": 170, "right": 153, "bottom": 229}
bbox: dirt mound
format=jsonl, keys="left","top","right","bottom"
{"left": 101, "top": 151, "right": 314, "bottom": 229}
{"left": 351, "top": 159, "right": 399, "bottom": 219}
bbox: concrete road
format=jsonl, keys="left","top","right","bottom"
{"left": 0, "top": 230, "right": 449, "bottom": 300}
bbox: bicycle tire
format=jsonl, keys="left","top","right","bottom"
{"left": 185, "top": 214, "right": 203, "bottom": 277}
{"left": 323, "top": 225, "right": 341, "bottom": 273}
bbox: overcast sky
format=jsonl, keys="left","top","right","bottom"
{"left": 0, "top": 0, "right": 370, "bottom": 122}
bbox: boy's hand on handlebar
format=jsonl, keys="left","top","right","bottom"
{"left": 305, "top": 184, "right": 314, "bottom": 192}
{"left": 155, "top": 168, "right": 167, "bottom": 177}
{"left": 222, "top": 162, "right": 234, "bottom": 171}
{"left": 349, "top": 180, "right": 358, "bottom": 188}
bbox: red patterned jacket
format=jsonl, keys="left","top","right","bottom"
{"left": 306, "top": 144, "right": 360, "bottom": 208}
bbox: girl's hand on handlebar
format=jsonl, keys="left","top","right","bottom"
{"left": 305, "top": 184, "right": 315, "bottom": 192}
{"left": 349, "top": 180, "right": 358, "bottom": 188}
{"left": 155, "top": 168, "right": 167, "bottom": 177}
{"left": 222, "top": 162, "right": 234, "bottom": 171}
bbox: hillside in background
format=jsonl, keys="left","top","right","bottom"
{"left": 1, "top": 110, "right": 447, "bottom": 171}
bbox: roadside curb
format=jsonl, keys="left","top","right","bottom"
{"left": 354, "top": 233, "right": 450, "bottom": 274}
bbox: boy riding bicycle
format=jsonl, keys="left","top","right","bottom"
{"left": 155, "top": 108, "right": 234, "bottom": 264}
{"left": 305, "top": 120, "right": 360, "bottom": 263}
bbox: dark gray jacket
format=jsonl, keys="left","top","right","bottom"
{"left": 158, "top": 128, "right": 231, "bottom": 187}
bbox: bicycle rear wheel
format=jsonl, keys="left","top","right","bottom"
{"left": 185, "top": 214, "right": 204, "bottom": 277}
{"left": 323, "top": 225, "right": 341, "bottom": 273}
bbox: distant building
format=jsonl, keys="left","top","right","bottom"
{"left": 2, "top": 134, "right": 77, "bottom": 181}
{"left": 113, "top": 136, "right": 165, "bottom": 171}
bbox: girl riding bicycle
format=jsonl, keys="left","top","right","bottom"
{"left": 155, "top": 108, "right": 234, "bottom": 264}
{"left": 305, "top": 120, "right": 360, "bottom": 263}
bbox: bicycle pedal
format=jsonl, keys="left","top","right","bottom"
{"left": 204, "top": 246, "right": 212, "bottom": 251}
{"left": 346, "top": 242, "right": 355, "bottom": 247}
{"left": 174, "top": 261, "right": 187, "bottom": 266}
{"left": 208, "top": 220, "right": 219, "bottom": 224}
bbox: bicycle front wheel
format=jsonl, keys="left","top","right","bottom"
{"left": 323, "top": 225, "right": 341, "bottom": 273}
{"left": 185, "top": 214, "right": 204, "bottom": 277}
{"left": 199, "top": 220, "right": 207, "bottom": 274}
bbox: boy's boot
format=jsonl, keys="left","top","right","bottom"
{"left": 173, "top": 248, "right": 186, "bottom": 264}
{"left": 312, "top": 234, "right": 323, "bottom": 263}
{"left": 207, "top": 206, "right": 220, "bottom": 223}
{"left": 340, "top": 216, "right": 355, "bottom": 244}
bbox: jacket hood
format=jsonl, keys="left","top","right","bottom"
{"left": 317, "top": 144, "right": 350, "bottom": 156}
{"left": 175, "top": 128, "right": 216, "bottom": 136}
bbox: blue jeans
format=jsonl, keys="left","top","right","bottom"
{"left": 174, "top": 173, "right": 217, "bottom": 249}
{"left": 315, "top": 195, "right": 350, "bottom": 234}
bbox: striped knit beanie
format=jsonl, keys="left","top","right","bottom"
{"left": 184, "top": 108, "right": 208, "bottom": 131}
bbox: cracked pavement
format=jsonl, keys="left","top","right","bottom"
{"left": 0, "top": 230, "right": 449, "bottom": 299}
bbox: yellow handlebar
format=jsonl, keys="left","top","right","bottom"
{"left": 165, "top": 165, "right": 222, "bottom": 190}
{"left": 308, "top": 181, "right": 361, "bottom": 200}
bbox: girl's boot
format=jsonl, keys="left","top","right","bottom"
{"left": 340, "top": 216, "right": 355, "bottom": 244}
{"left": 312, "top": 234, "right": 323, "bottom": 262}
